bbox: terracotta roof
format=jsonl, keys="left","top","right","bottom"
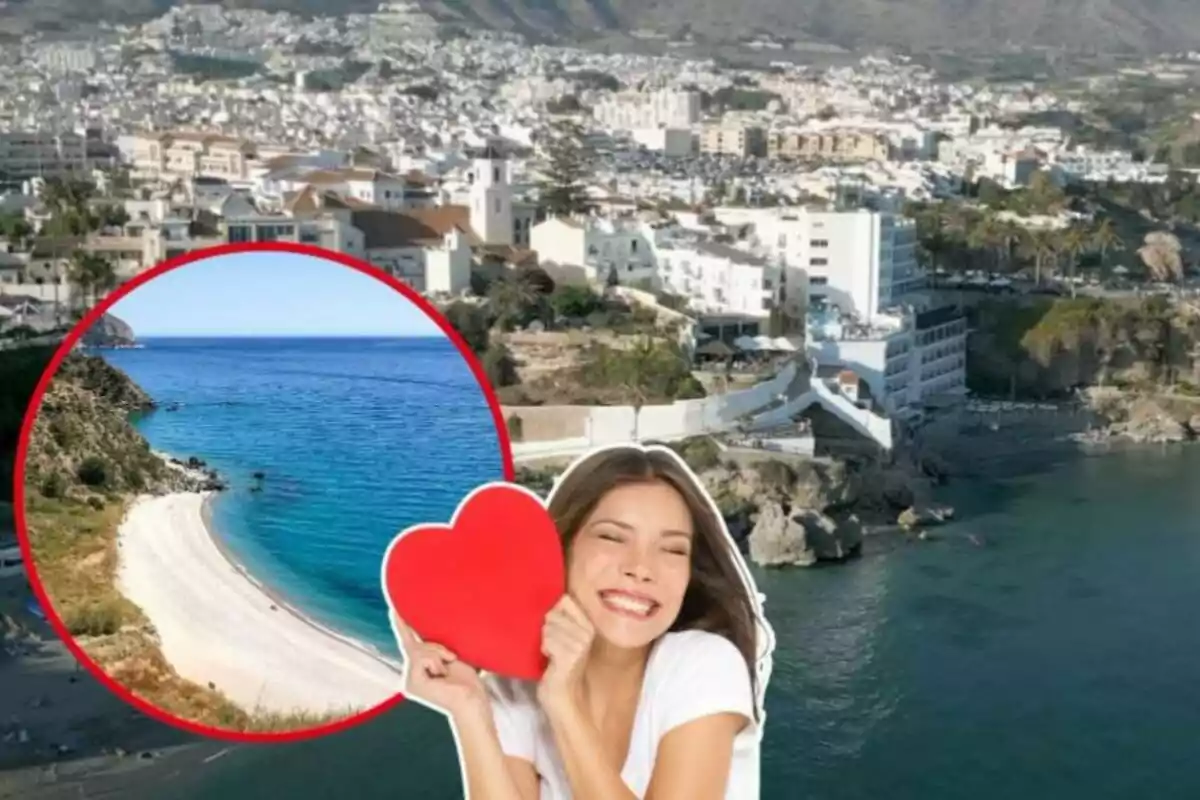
{"left": 350, "top": 205, "right": 479, "bottom": 249}
{"left": 303, "top": 168, "right": 403, "bottom": 184}
{"left": 285, "top": 187, "right": 375, "bottom": 214}
{"left": 402, "top": 169, "right": 437, "bottom": 187}
{"left": 263, "top": 154, "right": 307, "bottom": 170}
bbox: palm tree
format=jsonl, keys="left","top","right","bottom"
{"left": 1090, "top": 217, "right": 1124, "bottom": 278}
{"left": 1021, "top": 228, "right": 1058, "bottom": 286}
{"left": 1060, "top": 223, "right": 1090, "bottom": 297}
{"left": 610, "top": 337, "right": 671, "bottom": 441}
{"left": 68, "top": 252, "right": 116, "bottom": 310}
{"left": 486, "top": 274, "right": 539, "bottom": 331}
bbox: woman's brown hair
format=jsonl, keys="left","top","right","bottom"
{"left": 546, "top": 445, "right": 761, "bottom": 714}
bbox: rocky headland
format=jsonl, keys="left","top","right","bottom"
{"left": 79, "top": 313, "right": 136, "bottom": 349}
{"left": 516, "top": 438, "right": 955, "bottom": 569}
{"left": 23, "top": 354, "right": 224, "bottom": 503}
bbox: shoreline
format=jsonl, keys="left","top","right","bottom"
{"left": 196, "top": 492, "right": 404, "bottom": 677}
{"left": 115, "top": 482, "right": 404, "bottom": 718}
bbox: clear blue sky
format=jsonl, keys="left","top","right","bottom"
{"left": 110, "top": 252, "right": 441, "bottom": 337}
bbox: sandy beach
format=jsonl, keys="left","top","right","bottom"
{"left": 115, "top": 492, "right": 404, "bottom": 717}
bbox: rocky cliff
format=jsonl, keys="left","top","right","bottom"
{"left": 81, "top": 314, "right": 136, "bottom": 348}
{"left": 24, "top": 354, "right": 218, "bottom": 502}
{"left": 968, "top": 295, "right": 1200, "bottom": 399}
{"left": 516, "top": 439, "right": 950, "bottom": 569}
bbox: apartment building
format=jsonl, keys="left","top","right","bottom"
{"left": 750, "top": 208, "right": 923, "bottom": 323}
{"left": 807, "top": 300, "right": 967, "bottom": 419}
{"left": 699, "top": 126, "right": 766, "bottom": 158}
{"left": 653, "top": 238, "right": 777, "bottom": 318}
{"left": 126, "top": 131, "right": 259, "bottom": 183}
{"left": 0, "top": 130, "right": 92, "bottom": 180}
{"left": 593, "top": 90, "right": 701, "bottom": 131}
{"left": 766, "top": 129, "right": 889, "bottom": 162}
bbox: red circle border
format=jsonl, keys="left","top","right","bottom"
{"left": 10, "top": 241, "right": 516, "bottom": 744}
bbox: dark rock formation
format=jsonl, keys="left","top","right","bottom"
{"left": 80, "top": 314, "right": 136, "bottom": 348}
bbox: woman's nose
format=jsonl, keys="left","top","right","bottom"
{"left": 621, "top": 552, "right": 654, "bottom": 582}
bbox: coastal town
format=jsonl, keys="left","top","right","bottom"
{"left": 4, "top": 2, "right": 1200, "bottom": 795}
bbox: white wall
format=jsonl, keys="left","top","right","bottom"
{"left": 531, "top": 218, "right": 587, "bottom": 266}
{"left": 512, "top": 361, "right": 801, "bottom": 457}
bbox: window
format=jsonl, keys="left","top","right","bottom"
{"left": 228, "top": 225, "right": 252, "bottom": 243}
{"left": 810, "top": 276, "right": 828, "bottom": 285}
{"left": 631, "top": 239, "right": 638, "bottom": 253}
{"left": 495, "top": 197, "right": 501, "bottom": 213}
{"left": 810, "top": 257, "right": 828, "bottom": 266}
{"left": 810, "top": 239, "right": 828, "bottom": 247}
{"left": 494, "top": 166, "right": 501, "bottom": 183}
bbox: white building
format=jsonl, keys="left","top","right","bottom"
{"left": 594, "top": 89, "right": 702, "bottom": 132}
{"left": 748, "top": 208, "right": 923, "bottom": 323}
{"left": 653, "top": 237, "right": 777, "bottom": 318}
{"left": 221, "top": 204, "right": 473, "bottom": 296}
{"left": 466, "top": 147, "right": 514, "bottom": 247}
{"left": 530, "top": 216, "right": 658, "bottom": 285}
{"left": 806, "top": 303, "right": 968, "bottom": 420}
{"left": 0, "top": 131, "right": 92, "bottom": 180}
{"left": 630, "top": 128, "right": 694, "bottom": 157}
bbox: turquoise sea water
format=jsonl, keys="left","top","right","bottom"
{"left": 101, "top": 336, "right": 507, "bottom": 656}
{"left": 163, "top": 444, "right": 1200, "bottom": 799}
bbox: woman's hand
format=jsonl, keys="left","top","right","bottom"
{"left": 393, "top": 613, "right": 488, "bottom": 722}
{"left": 536, "top": 595, "right": 596, "bottom": 715}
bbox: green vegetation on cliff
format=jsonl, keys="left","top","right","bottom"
{"left": 968, "top": 295, "right": 1200, "bottom": 398}
{"left": 21, "top": 354, "right": 344, "bottom": 732}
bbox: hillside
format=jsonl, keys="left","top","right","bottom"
{"left": 4, "top": 0, "right": 1200, "bottom": 54}
{"left": 967, "top": 295, "right": 1200, "bottom": 398}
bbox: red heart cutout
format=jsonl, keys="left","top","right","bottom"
{"left": 382, "top": 483, "right": 565, "bottom": 681}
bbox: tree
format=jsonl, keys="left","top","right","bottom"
{"left": 605, "top": 264, "right": 620, "bottom": 290}
{"left": 1060, "top": 223, "right": 1090, "bottom": 297}
{"left": 68, "top": 252, "right": 117, "bottom": 309}
{"left": 538, "top": 119, "right": 596, "bottom": 218}
{"left": 1138, "top": 231, "right": 1184, "bottom": 285}
{"left": 1090, "top": 217, "right": 1124, "bottom": 277}
{"left": 487, "top": 274, "right": 541, "bottom": 331}
{"left": 1021, "top": 228, "right": 1058, "bottom": 286}
{"left": 442, "top": 301, "right": 491, "bottom": 353}
{"left": 550, "top": 285, "right": 604, "bottom": 319}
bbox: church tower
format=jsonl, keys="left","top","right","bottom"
{"left": 468, "top": 141, "right": 513, "bottom": 247}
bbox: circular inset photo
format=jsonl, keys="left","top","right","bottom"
{"left": 14, "top": 244, "right": 512, "bottom": 741}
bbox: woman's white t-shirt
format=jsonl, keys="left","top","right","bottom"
{"left": 484, "top": 629, "right": 759, "bottom": 800}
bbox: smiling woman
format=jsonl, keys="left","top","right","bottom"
{"left": 396, "top": 444, "right": 773, "bottom": 800}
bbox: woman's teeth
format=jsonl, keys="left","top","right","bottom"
{"left": 600, "top": 592, "right": 656, "bottom": 617}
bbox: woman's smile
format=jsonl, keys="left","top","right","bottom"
{"left": 598, "top": 589, "right": 661, "bottom": 619}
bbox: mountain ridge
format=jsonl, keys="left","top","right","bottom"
{"left": 3, "top": 0, "right": 1199, "bottom": 57}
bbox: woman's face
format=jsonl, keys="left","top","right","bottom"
{"left": 566, "top": 480, "right": 694, "bottom": 651}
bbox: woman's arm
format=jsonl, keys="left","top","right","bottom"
{"left": 451, "top": 704, "right": 540, "bottom": 800}
{"left": 543, "top": 700, "right": 747, "bottom": 800}
{"left": 392, "top": 614, "right": 539, "bottom": 800}
{"left": 644, "top": 713, "right": 747, "bottom": 800}
{"left": 540, "top": 694, "right": 638, "bottom": 800}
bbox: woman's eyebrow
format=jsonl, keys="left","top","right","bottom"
{"left": 661, "top": 529, "right": 694, "bottom": 540}
{"left": 587, "top": 518, "right": 635, "bottom": 530}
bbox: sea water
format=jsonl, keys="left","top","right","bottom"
{"left": 165, "top": 445, "right": 1200, "bottom": 799}
{"left": 101, "top": 336, "right": 507, "bottom": 657}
